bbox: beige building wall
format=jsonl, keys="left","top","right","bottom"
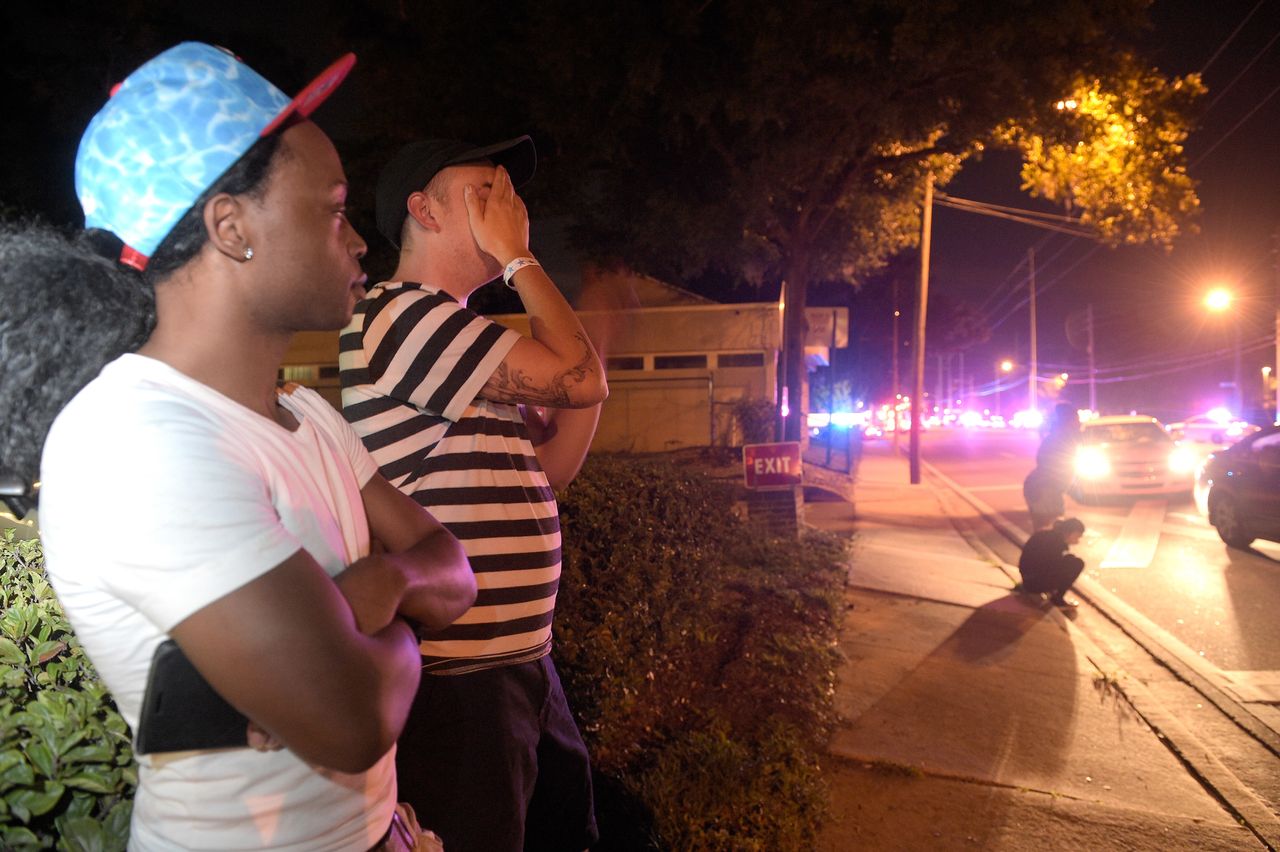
{"left": 281, "top": 270, "right": 845, "bottom": 453}
{"left": 486, "top": 300, "right": 784, "bottom": 452}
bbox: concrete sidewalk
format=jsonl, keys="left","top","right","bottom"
{"left": 807, "top": 442, "right": 1260, "bottom": 851}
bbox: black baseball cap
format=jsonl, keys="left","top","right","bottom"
{"left": 375, "top": 135, "right": 537, "bottom": 247}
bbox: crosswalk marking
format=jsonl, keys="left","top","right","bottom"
{"left": 1100, "top": 499, "right": 1168, "bottom": 569}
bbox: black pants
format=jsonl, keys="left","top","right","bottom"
{"left": 1023, "top": 469, "right": 1066, "bottom": 529}
{"left": 394, "top": 656, "right": 598, "bottom": 852}
{"left": 1021, "top": 554, "right": 1084, "bottom": 598}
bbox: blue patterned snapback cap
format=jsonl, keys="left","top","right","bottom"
{"left": 75, "top": 42, "right": 355, "bottom": 270}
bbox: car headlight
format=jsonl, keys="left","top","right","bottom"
{"left": 1169, "top": 446, "right": 1197, "bottom": 474}
{"left": 1075, "top": 446, "right": 1111, "bottom": 479}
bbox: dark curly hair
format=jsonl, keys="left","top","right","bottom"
{"left": 0, "top": 222, "right": 154, "bottom": 485}
{"left": 0, "top": 133, "right": 288, "bottom": 485}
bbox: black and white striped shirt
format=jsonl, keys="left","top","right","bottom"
{"left": 339, "top": 281, "right": 560, "bottom": 674}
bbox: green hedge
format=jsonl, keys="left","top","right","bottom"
{"left": 0, "top": 454, "right": 847, "bottom": 850}
{"left": 556, "top": 455, "right": 847, "bottom": 850}
{"left": 0, "top": 530, "right": 135, "bottom": 851}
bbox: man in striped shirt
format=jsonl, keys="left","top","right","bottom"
{"left": 340, "top": 136, "right": 608, "bottom": 852}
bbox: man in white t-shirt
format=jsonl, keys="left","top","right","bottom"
{"left": 37, "top": 43, "right": 474, "bottom": 850}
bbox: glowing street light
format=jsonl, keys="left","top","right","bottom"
{"left": 1204, "top": 287, "right": 1233, "bottom": 313}
{"left": 1203, "top": 285, "right": 1241, "bottom": 413}
{"left": 995, "top": 359, "right": 1015, "bottom": 417}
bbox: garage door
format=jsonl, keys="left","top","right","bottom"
{"left": 592, "top": 378, "right": 712, "bottom": 453}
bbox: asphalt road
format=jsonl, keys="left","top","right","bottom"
{"left": 904, "top": 428, "right": 1280, "bottom": 678}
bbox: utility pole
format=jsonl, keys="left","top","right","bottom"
{"left": 937, "top": 353, "right": 945, "bottom": 411}
{"left": 1028, "top": 247, "right": 1038, "bottom": 416}
{"left": 1086, "top": 302, "right": 1097, "bottom": 412}
{"left": 775, "top": 284, "right": 787, "bottom": 441}
{"left": 995, "top": 364, "right": 1001, "bottom": 417}
{"left": 911, "top": 172, "right": 934, "bottom": 485}
{"left": 825, "top": 309, "right": 837, "bottom": 467}
{"left": 1274, "top": 226, "right": 1280, "bottom": 423}
{"left": 1234, "top": 316, "right": 1244, "bottom": 417}
{"left": 891, "top": 281, "right": 901, "bottom": 449}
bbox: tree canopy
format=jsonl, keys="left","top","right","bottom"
{"left": 513, "top": 0, "right": 1202, "bottom": 437}
{"left": 0, "top": 2, "right": 1204, "bottom": 441}
{"left": 1003, "top": 58, "right": 1203, "bottom": 246}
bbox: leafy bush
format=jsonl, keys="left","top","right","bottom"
{"left": 731, "top": 398, "right": 777, "bottom": 445}
{"left": 557, "top": 456, "right": 846, "bottom": 850}
{"left": 0, "top": 530, "right": 134, "bottom": 851}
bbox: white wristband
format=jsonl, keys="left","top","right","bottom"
{"left": 502, "top": 256, "right": 540, "bottom": 289}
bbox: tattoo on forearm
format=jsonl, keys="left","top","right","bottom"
{"left": 483, "top": 332, "right": 596, "bottom": 407}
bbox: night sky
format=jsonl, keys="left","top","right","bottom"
{"left": 2, "top": 1, "right": 1277, "bottom": 421}
{"left": 921, "top": 0, "right": 1280, "bottom": 421}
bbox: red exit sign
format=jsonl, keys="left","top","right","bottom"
{"left": 743, "top": 442, "right": 802, "bottom": 489}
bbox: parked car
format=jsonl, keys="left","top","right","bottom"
{"left": 1166, "top": 413, "right": 1259, "bottom": 448}
{"left": 1070, "top": 415, "right": 1196, "bottom": 502}
{"left": 1198, "top": 424, "right": 1280, "bottom": 549}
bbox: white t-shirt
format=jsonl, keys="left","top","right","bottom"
{"left": 40, "top": 354, "right": 395, "bottom": 851}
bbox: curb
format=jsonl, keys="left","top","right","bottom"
{"left": 917, "top": 457, "right": 1280, "bottom": 849}
{"left": 922, "top": 458, "right": 1280, "bottom": 756}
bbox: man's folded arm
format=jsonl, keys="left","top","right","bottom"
{"left": 523, "top": 404, "right": 602, "bottom": 490}
{"left": 346, "top": 473, "right": 476, "bottom": 632}
{"left": 169, "top": 550, "right": 421, "bottom": 773}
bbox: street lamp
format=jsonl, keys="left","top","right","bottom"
{"left": 1264, "top": 366, "right": 1274, "bottom": 421}
{"left": 1204, "top": 288, "right": 1232, "bottom": 313}
{"left": 995, "top": 359, "right": 1014, "bottom": 418}
{"left": 1204, "top": 286, "right": 1242, "bottom": 415}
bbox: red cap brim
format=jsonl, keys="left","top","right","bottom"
{"left": 261, "top": 52, "right": 356, "bottom": 137}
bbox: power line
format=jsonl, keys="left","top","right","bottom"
{"left": 935, "top": 193, "right": 1089, "bottom": 225}
{"left": 933, "top": 196, "right": 1096, "bottom": 238}
{"left": 1205, "top": 24, "right": 1280, "bottom": 111}
{"left": 942, "top": 332, "right": 1273, "bottom": 398}
{"left": 1199, "top": 0, "right": 1265, "bottom": 76}
{"left": 986, "top": 243, "right": 1101, "bottom": 330}
{"left": 950, "top": 3, "right": 1269, "bottom": 348}
{"left": 973, "top": 4, "right": 1272, "bottom": 338}
{"left": 1193, "top": 78, "right": 1280, "bottom": 165}
{"left": 974, "top": 230, "right": 1067, "bottom": 315}
{"left": 977, "top": 233, "right": 1081, "bottom": 323}
{"left": 1038, "top": 334, "right": 1275, "bottom": 379}
{"left": 930, "top": 193, "right": 1097, "bottom": 331}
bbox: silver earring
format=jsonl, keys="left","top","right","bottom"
{"left": 243, "top": 247, "right": 254, "bottom": 261}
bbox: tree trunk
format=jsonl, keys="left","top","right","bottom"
{"left": 780, "top": 260, "right": 812, "bottom": 443}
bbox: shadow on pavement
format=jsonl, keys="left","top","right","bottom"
{"left": 1222, "top": 546, "right": 1280, "bottom": 671}
{"left": 851, "top": 512, "right": 980, "bottom": 531}
{"left": 939, "top": 594, "right": 1054, "bottom": 665}
{"left": 834, "top": 592, "right": 1078, "bottom": 783}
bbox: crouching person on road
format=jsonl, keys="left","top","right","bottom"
{"left": 1018, "top": 517, "right": 1086, "bottom": 609}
